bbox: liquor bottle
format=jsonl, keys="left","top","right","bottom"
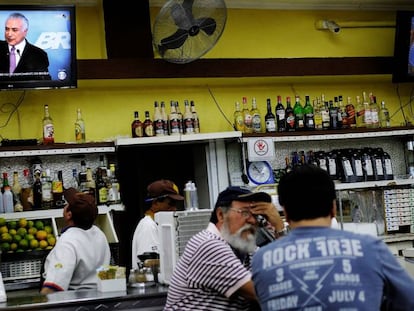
{"left": 74, "top": 108, "right": 86, "bottom": 143}
{"left": 285, "top": 96, "right": 295, "bottom": 132}
{"left": 369, "top": 94, "right": 380, "bottom": 128}
{"left": 96, "top": 167, "right": 108, "bottom": 205}
{"left": 169, "top": 101, "right": 180, "bottom": 135}
{"left": 108, "top": 163, "right": 121, "bottom": 204}
{"left": 143, "top": 111, "right": 154, "bottom": 137}
{"left": 32, "top": 172, "right": 42, "bottom": 209}
{"left": 42, "top": 104, "right": 54, "bottom": 145}
{"left": 355, "top": 95, "right": 365, "bottom": 128}
{"left": 175, "top": 102, "right": 183, "bottom": 134}
{"left": 275, "top": 95, "right": 286, "bottom": 132}
{"left": 380, "top": 101, "right": 391, "bottom": 128}
{"left": 190, "top": 100, "right": 200, "bottom": 133}
{"left": 346, "top": 96, "right": 356, "bottom": 128}
{"left": 303, "top": 95, "right": 315, "bottom": 130}
{"left": 321, "top": 101, "right": 330, "bottom": 130}
{"left": 52, "top": 170, "right": 64, "bottom": 208}
{"left": 329, "top": 100, "right": 339, "bottom": 130}
{"left": 66, "top": 168, "right": 79, "bottom": 190}
{"left": 41, "top": 170, "right": 53, "bottom": 209}
{"left": 338, "top": 95, "right": 348, "bottom": 129}
{"left": 78, "top": 160, "right": 88, "bottom": 193}
{"left": 362, "top": 91, "right": 372, "bottom": 127}
{"left": 183, "top": 100, "right": 195, "bottom": 134}
{"left": 2, "top": 174, "right": 13, "bottom": 214}
{"left": 233, "top": 101, "right": 244, "bottom": 132}
{"left": 11, "top": 171, "right": 23, "bottom": 212}
{"left": 160, "top": 101, "right": 169, "bottom": 135}
{"left": 334, "top": 96, "right": 343, "bottom": 129}
{"left": 131, "top": 111, "right": 143, "bottom": 138}
{"left": 313, "top": 98, "right": 323, "bottom": 130}
{"left": 242, "top": 96, "right": 253, "bottom": 134}
{"left": 21, "top": 168, "right": 33, "bottom": 211}
{"left": 85, "top": 167, "right": 96, "bottom": 198}
{"left": 264, "top": 98, "right": 276, "bottom": 133}
{"left": 250, "top": 97, "right": 262, "bottom": 133}
{"left": 153, "top": 101, "right": 165, "bottom": 136}
{"left": 293, "top": 95, "right": 304, "bottom": 130}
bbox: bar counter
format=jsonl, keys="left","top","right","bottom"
{"left": 0, "top": 284, "right": 168, "bottom": 311}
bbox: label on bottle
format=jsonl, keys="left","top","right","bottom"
{"left": 265, "top": 118, "right": 276, "bottom": 132}
{"left": 154, "top": 119, "right": 165, "bottom": 136}
{"left": 252, "top": 114, "right": 261, "bottom": 133}
{"left": 75, "top": 122, "right": 85, "bottom": 142}
{"left": 43, "top": 123, "right": 54, "bottom": 143}
{"left": 169, "top": 118, "right": 180, "bottom": 135}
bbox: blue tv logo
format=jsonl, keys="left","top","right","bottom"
{"left": 34, "top": 32, "right": 71, "bottom": 50}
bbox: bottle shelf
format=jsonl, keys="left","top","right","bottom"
{"left": 241, "top": 126, "right": 414, "bottom": 143}
{"left": 335, "top": 178, "right": 414, "bottom": 191}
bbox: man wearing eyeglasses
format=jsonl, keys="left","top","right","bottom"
{"left": 131, "top": 179, "right": 184, "bottom": 270}
{"left": 164, "top": 186, "right": 284, "bottom": 311}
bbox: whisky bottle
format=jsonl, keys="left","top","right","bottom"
{"left": 52, "top": 170, "right": 64, "bottom": 208}
{"left": 96, "top": 168, "right": 108, "bottom": 205}
{"left": 143, "top": 111, "right": 154, "bottom": 137}
{"left": 190, "top": 100, "right": 200, "bottom": 133}
{"left": 131, "top": 111, "right": 143, "bottom": 138}
{"left": 334, "top": 96, "right": 343, "bottom": 129}
{"left": 169, "top": 101, "right": 180, "bottom": 135}
{"left": 233, "top": 101, "right": 244, "bottom": 132}
{"left": 303, "top": 95, "right": 315, "bottom": 130}
{"left": 313, "top": 98, "right": 323, "bottom": 130}
{"left": 242, "top": 97, "right": 253, "bottom": 134}
{"left": 153, "top": 101, "right": 165, "bottom": 136}
{"left": 293, "top": 95, "right": 304, "bottom": 130}
{"left": 160, "top": 101, "right": 169, "bottom": 135}
{"left": 183, "top": 100, "right": 195, "bottom": 134}
{"left": 380, "top": 101, "right": 390, "bottom": 128}
{"left": 251, "top": 97, "right": 262, "bottom": 133}
{"left": 355, "top": 95, "right": 365, "bottom": 128}
{"left": 329, "top": 100, "right": 339, "bottom": 130}
{"left": 264, "top": 98, "right": 276, "bottom": 133}
{"left": 346, "top": 96, "right": 356, "bottom": 128}
{"left": 275, "top": 95, "right": 286, "bottom": 132}
{"left": 42, "top": 104, "right": 54, "bottom": 145}
{"left": 285, "top": 97, "right": 295, "bottom": 132}
{"left": 75, "top": 108, "right": 86, "bottom": 143}
{"left": 338, "top": 95, "right": 348, "bottom": 129}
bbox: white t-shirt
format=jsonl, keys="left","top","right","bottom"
{"left": 42, "top": 225, "right": 111, "bottom": 291}
{"left": 131, "top": 215, "right": 159, "bottom": 269}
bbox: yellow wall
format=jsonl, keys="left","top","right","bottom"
{"left": 0, "top": 6, "right": 412, "bottom": 143}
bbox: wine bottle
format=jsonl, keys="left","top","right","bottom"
{"left": 131, "top": 111, "right": 143, "bottom": 138}
{"left": 42, "top": 104, "right": 54, "bottom": 145}
{"left": 75, "top": 108, "right": 86, "bottom": 143}
{"left": 264, "top": 98, "right": 276, "bottom": 133}
{"left": 250, "top": 97, "right": 262, "bottom": 133}
{"left": 275, "top": 95, "right": 286, "bottom": 132}
{"left": 285, "top": 96, "right": 295, "bottom": 132}
{"left": 32, "top": 172, "right": 42, "bottom": 210}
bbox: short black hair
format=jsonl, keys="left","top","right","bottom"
{"left": 278, "top": 164, "right": 336, "bottom": 221}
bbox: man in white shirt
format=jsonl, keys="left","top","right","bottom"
{"left": 131, "top": 179, "right": 183, "bottom": 269}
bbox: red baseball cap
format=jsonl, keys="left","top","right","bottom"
{"left": 146, "top": 179, "right": 184, "bottom": 201}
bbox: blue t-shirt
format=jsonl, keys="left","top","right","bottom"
{"left": 252, "top": 227, "right": 414, "bottom": 311}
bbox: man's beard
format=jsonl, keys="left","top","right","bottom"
{"left": 221, "top": 219, "right": 257, "bottom": 253}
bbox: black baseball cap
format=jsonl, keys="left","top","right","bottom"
{"left": 214, "top": 186, "right": 271, "bottom": 208}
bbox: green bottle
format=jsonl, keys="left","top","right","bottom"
{"left": 293, "top": 95, "right": 304, "bottom": 130}
{"left": 303, "top": 95, "right": 315, "bottom": 130}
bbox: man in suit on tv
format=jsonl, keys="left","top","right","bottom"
{"left": 0, "top": 12, "right": 51, "bottom": 80}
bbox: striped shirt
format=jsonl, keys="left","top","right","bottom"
{"left": 164, "top": 223, "right": 254, "bottom": 311}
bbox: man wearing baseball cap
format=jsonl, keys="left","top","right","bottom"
{"left": 40, "top": 188, "right": 111, "bottom": 294}
{"left": 164, "top": 186, "right": 284, "bottom": 310}
{"left": 131, "top": 179, "right": 184, "bottom": 270}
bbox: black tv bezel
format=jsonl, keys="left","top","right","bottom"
{"left": 392, "top": 10, "right": 414, "bottom": 84}
{"left": 0, "top": 4, "right": 77, "bottom": 91}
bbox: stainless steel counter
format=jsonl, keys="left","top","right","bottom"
{"left": 0, "top": 284, "right": 168, "bottom": 310}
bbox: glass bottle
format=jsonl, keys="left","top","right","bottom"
{"left": 190, "top": 100, "right": 200, "bottom": 133}
{"left": 85, "top": 167, "right": 96, "bottom": 198}
{"left": 313, "top": 98, "right": 323, "bottom": 130}
{"left": 334, "top": 96, "right": 343, "bottom": 129}
{"left": 233, "top": 101, "right": 244, "bottom": 132}
{"left": 11, "top": 171, "right": 23, "bottom": 212}
{"left": 355, "top": 95, "right": 365, "bottom": 128}
{"left": 275, "top": 95, "right": 286, "bottom": 132}
{"left": 250, "top": 97, "right": 262, "bottom": 133}
{"left": 322, "top": 101, "right": 330, "bottom": 130}
{"left": 153, "top": 101, "right": 165, "bottom": 137}
{"left": 169, "top": 101, "right": 180, "bottom": 135}
{"left": 264, "top": 98, "right": 276, "bottom": 133}
{"left": 380, "top": 101, "right": 391, "bottom": 128}
{"left": 108, "top": 163, "right": 121, "bottom": 204}
{"left": 362, "top": 91, "right": 372, "bottom": 127}
{"left": 42, "top": 170, "right": 53, "bottom": 209}
{"left": 78, "top": 160, "right": 88, "bottom": 193}
{"left": 369, "top": 94, "right": 380, "bottom": 128}
{"left": 303, "top": 95, "right": 315, "bottom": 131}
{"left": 160, "top": 101, "right": 169, "bottom": 135}
{"left": 242, "top": 96, "right": 253, "bottom": 134}
{"left": 293, "top": 95, "right": 304, "bottom": 130}
{"left": 96, "top": 168, "right": 108, "bottom": 205}
{"left": 131, "top": 111, "right": 143, "bottom": 138}
{"left": 42, "top": 104, "right": 54, "bottom": 145}
{"left": 285, "top": 96, "right": 295, "bottom": 132}
{"left": 143, "top": 111, "right": 154, "bottom": 137}
{"left": 175, "top": 102, "right": 183, "bottom": 134}
{"left": 338, "top": 95, "right": 348, "bottom": 129}
{"left": 66, "top": 168, "right": 79, "bottom": 190}
{"left": 21, "top": 168, "right": 33, "bottom": 211}
{"left": 2, "top": 173, "right": 13, "bottom": 214}
{"left": 183, "top": 100, "right": 195, "bottom": 134}
{"left": 32, "top": 172, "right": 42, "bottom": 210}
{"left": 346, "top": 96, "right": 357, "bottom": 128}
{"left": 75, "top": 108, "right": 86, "bottom": 143}
{"left": 52, "top": 170, "right": 64, "bottom": 208}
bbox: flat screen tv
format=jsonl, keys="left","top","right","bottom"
{"left": 392, "top": 10, "right": 414, "bottom": 83}
{"left": 0, "top": 5, "right": 76, "bottom": 90}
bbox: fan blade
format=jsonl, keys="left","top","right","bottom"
{"left": 158, "top": 29, "right": 189, "bottom": 55}
{"left": 182, "top": 0, "right": 194, "bottom": 11}
{"left": 196, "top": 17, "right": 217, "bottom": 36}
{"left": 170, "top": 0, "right": 194, "bottom": 30}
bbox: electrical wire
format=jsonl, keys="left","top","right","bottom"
{"left": 0, "top": 91, "right": 25, "bottom": 130}
{"left": 207, "top": 85, "right": 235, "bottom": 130}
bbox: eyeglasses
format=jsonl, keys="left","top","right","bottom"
{"left": 230, "top": 208, "right": 253, "bottom": 219}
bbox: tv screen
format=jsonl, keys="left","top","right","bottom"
{"left": 0, "top": 5, "right": 77, "bottom": 90}
{"left": 392, "top": 10, "right": 414, "bottom": 83}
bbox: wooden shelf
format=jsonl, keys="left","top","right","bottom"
{"left": 77, "top": 57, "right": 393, "bottom": 80}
